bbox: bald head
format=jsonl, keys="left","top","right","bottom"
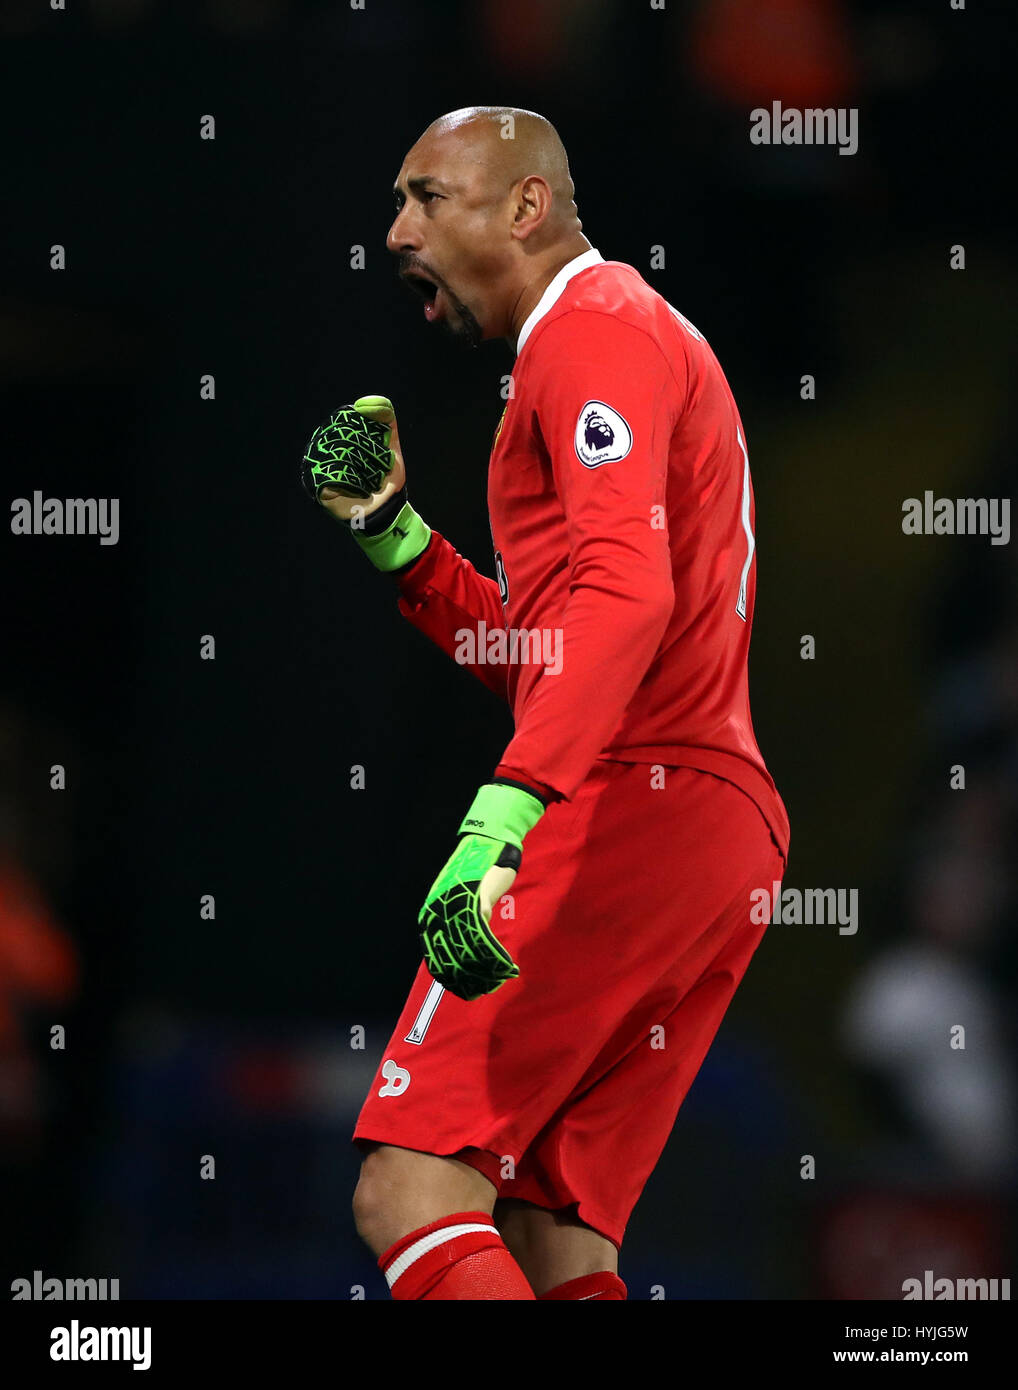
{"left": 421, "top": 106, "right": 578, "bottom": 229}
{"left": 387, "top": 106, "right": 591, "bottom": 346}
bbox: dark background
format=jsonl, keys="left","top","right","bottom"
{"left": 1, "top": 0, "right": 1015, "bottom": 1300}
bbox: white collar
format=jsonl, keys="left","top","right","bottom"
{"left": 516, "top": 247, "right": 604, "bottom": 354}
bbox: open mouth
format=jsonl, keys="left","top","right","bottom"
{"left": 401, "top": 269, "right": 446, "bottom": 322}
{"left": 404, "top": 271, "right": 438, "bottom": 303}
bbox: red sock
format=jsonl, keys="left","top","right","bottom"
{"left": 538, "top": 1272, "right": 628, "bottom": 1300}
{"left": 378, "top": 1211, "right": 536, "bottom": 1300}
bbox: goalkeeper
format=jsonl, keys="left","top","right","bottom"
{"left": 305, "top": 107, "right": 789, "bottom": 1303}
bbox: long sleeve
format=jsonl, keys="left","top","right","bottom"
{"left": 492, "top": 312, "right": 683, "bottom": 799}
{"left": 396, "top": 528, "right": 510, "bottom": 701}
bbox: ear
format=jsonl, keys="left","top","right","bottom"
{"left": 510, "top": 175, "right": 553, "bottom": 242}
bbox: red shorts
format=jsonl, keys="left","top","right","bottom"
{"left": 353, "top": 760, "right": 786, "bottom": 1249}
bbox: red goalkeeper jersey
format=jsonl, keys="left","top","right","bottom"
{"left": 395, "top": 249, "right": 789, "bottom": 859}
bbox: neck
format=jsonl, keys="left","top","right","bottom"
{"left": 506, "top": 233, "right": 593, "bottom": 347}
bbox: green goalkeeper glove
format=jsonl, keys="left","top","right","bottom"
{"left": 301, "top": 395, "right": 431, "bottom": 572}
{"left": 419, "top": 782, "right": 547, "bottom": 1001}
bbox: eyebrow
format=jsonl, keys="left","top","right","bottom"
{"left": 394, "top": 176, "right": 451, "bottom": 199}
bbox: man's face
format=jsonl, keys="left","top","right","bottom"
{"left": 387, "top": 127, "right": 513, "bottom": 345}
